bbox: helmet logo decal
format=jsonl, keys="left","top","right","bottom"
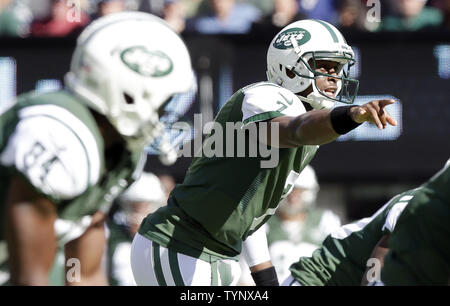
{"left": 120, "top": 46, "right": 173, "bottom": 77}
{"left": 273, "top": 28, "right": 311, "bottom": 50}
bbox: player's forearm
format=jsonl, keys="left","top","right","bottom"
{"left": 289, "top": 109, "right": 340, "bottom": 146}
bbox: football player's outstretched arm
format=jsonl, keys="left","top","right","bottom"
{"left": 265, "top": 100, "right": 397, "bottom": 148}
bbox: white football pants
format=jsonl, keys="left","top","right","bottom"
{"left": 130, "top": 233, "right": 241, "bottom": 286}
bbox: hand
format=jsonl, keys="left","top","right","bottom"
{"left": 349, "top": 99, "right": 397, "bottom": 130}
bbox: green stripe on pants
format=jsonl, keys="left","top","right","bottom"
{"left": 211, "top": 261, "right": 218, "bottom": 286}
{"left": 152, "top": 242, "right": 167, "bottom": 286}
{"left": 168, "top": 250, "right": 185, "bottom": 286}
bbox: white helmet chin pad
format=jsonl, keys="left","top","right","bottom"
{"left": 298, "top": 92, "right": 335, "bottom": 110}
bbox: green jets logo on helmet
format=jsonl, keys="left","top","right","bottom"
{"left": 273, "top": 28, "right": 311, "bottom": 50}
{"left": 120, "top": 46, "right": 173, "bottom": 77}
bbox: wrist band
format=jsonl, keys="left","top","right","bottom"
{"left": 251, "top": 266, "right": 279, "bottom": 286}
{"left": 330, "top": 106, "right": 362, "bottom": 135}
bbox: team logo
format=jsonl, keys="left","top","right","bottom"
{"left": 120, "top": 46, "right": 173, "bottom": 77}
{"left": 273, "top": 28, "right": 311, "bottom": 50}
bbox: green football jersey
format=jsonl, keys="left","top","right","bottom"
{"left": 139, "top": 82, "right": 319, "bottom": 261}
{"left": 381, "top": 159, "right": 450, "bottom": 285}
{"left": 0, "top": 90, "right": 145, "bottom": 241}
{"left": 288, "top": 191, "right": 412, "bottom": 286}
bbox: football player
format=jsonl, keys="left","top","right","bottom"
{"left": 0, "top": 12, "right": 194, "bottom": 285}
{"left": 380, "top": 159, "right": 449, "bottom": 285}
{"left": 282, "top": 158, "right": 449, "bottom": 286}
{"left": 131, "top": 19, "right": 397, "bottom": 286}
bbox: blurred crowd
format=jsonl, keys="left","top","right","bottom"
{"left": 0, "top": 0, "right": 449, "bottom": 38}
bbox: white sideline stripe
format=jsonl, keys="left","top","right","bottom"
{"left": 19, "top": 105, "right": 101, "bottom": 185}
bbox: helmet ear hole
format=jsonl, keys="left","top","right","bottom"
{"left": 285, "top": 68, "right": 296, "bottom": 79}
{"left": 123, "top": 92, "right": 135, "bottom": 105}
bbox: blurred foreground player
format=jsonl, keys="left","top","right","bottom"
{"left": 0, "top": 11, "right": 194, "bottom": 285}
{"left": 282, "top": 158, "right": 449, "bottom": 286}
{"left": 380, "top": 158, "right": 450, "bottom": 285}
{"left": 107, "top": 172, "right": 166, "bottom": 286}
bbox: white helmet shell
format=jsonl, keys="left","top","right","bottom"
{"left": 65, "top": 12, "right": 195, "bottom": 151}
{"left": 267, "top": 19, "right": 358, "bottom": 110}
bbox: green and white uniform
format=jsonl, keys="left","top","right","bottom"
{"left": 284, "top": 192, "right": 412, "bottom": 286}
{"left": 0, "top": 89, "right": 145, "bottom": 284}
{"left": 133, "top": 82, "right": 318, "bottom": 285}
{"left": 381, "top": 160, "right": 450, "bottom": 285}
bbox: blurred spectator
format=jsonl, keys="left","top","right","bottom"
{"left": 137, "top": 0, "right": 186, "bottom": 33}
{"left": 185, "top": 0, "right": 262, "bottom": 34}
{"left": 92, "top": 0, "right": 126, "bottom": 18}
{"left": 378, "top": 0, "right": 443, "bottom": 31}
{"left": 30, "top": 0, "right": 90, "bottom": 37}
{"left": 163, "top": 0, "right": 186, "bottom": 33}
{"left": 336, "top": 0, "right": 368, "bottom": 31}
{"left": 107, "top": 172, "right": 166, "bottom": 286}
{"left": 251, "top": 0, "right": 305, "bottom": 37}
{"left": 0, "top": 0, "right": 32, "bottom": 37}
{"left": 297, "top": 0, "right": 339, "bottom": 24}
{"left": 241, "top": 0, "right": 274, "bottom": 16}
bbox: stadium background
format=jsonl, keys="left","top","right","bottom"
{"left": 0, "top": 0, "right": 449, "bottom": 224}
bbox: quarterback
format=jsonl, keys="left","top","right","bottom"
{"left": 131, "top": 19, "right": 397, "bottom": 286}
{"left": 0, "top": 12, "right": 194, "bottom": 285}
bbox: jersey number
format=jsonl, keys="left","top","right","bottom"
{"left": 249, "top": 170, "right": 300, "bottom": 232}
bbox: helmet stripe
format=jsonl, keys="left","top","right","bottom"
{"left": 313, "top": 20, "right": 339, "bottom": 43}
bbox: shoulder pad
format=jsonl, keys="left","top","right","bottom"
{"left": 242, "top": 82, "right": 305, "bottom": 125}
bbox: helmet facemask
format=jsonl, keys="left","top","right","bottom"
{"left": 292, "top": 50, "right": 359, "bottom": 109}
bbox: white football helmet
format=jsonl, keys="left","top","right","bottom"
{"left": 267, "top": 19, "right": 359, "bottom": 110}
{"left": 65, "top": 12, "right": 195, "bottom": 152}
